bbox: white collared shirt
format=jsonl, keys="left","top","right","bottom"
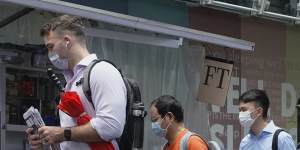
{"left": 59, "top": 54, "right": 126, "bottom": 150}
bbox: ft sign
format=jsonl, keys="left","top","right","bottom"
{"left": 198, "top": 56, "right": 233, "bottom": 106}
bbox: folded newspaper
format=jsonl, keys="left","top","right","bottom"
{"left": 23, "top": 106, "right": 60, "bottom": 150}
{"left": 23, "top": 106, "right": 45, "bottom": 132}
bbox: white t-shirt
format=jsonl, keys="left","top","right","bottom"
{"left": 59, "top": 54, "right": 126, "bottom": 150}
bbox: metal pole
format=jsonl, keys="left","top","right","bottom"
{"left": 207, "top": 0, "right": 300, "bottom": 22}
{"left": 0, "top": 65, "right": 6, "bottom": 150}
{"left": 0, "top": 8, "right": 34, "bottom": 29}
{"left": 212, "top": 1, "right": 259, "bottom": 12}
{"left": 263, "top": 11, "right": 300, "bottom": 21}
{"left": 297, "top": 97, "right": 300, "bottom": 147}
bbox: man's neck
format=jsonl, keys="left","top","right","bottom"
{"left": 166, "top": 123, "right": 185, "bottom": 144}
{"left": 251, "top": 118, "right": 268, "bottom": 136}
{"left": 68, "top": 46, "right": 90, "bottom": 70}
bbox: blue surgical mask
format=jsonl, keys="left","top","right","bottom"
{"left": 48, "top": 51, "right": 68, "bottom": 70}
{"left": 151, "top": 117, "right": 171, "bottom": 138}
{"left": 152, "top": 121, "right": 167, "bottom": 138}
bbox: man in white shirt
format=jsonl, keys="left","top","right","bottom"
{"left": 26, "top": 15, "right": 126, "bottom": 150}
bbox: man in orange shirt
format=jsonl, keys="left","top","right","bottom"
{"left": 149, "top": 95, "right": 209, "bottom": 150}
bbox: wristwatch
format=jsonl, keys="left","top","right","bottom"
{"left": 64, "top": 128, "right": 72, "bottom": 141}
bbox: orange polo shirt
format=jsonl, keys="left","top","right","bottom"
{"left": 163, "top": 129, "right": 208, "bottom": 150}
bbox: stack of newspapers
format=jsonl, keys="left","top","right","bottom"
{"left": 23, "top": 106, "right": 60, "bottom": 150}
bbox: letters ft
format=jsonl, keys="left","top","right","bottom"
{"left": 203, "top": 65, "right": 230, "bottom": 89}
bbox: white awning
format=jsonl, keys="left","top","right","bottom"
{"left": 0, "top": 0, "right": 255, "bottom": 51}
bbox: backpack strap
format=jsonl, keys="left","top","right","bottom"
{"left": 180, "top": 131, "right": 194, "bottom": 150}
{"left": 161, "top": 143, "right": 168, "bottom": 150}
{"left": 180, "top": 131, "right": 209, "bottom": 150}
{"left": 82, "top": 59, "right": 121, "bottom": 109}
{"left": 272, "top": 129, "right": 285, "bottom": 150}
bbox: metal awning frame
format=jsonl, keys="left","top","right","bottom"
{"left": 0, "top": 0, "right": 255, "bottom": 51}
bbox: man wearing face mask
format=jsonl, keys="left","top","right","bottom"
{"left": 149, "top": 95, "right": 209, "bottom": 150}
{"left": 239, "top": 89, "right": 296, "bottom": 150}
{"left": 25, "top": 15, "right": 126, "bottom": 150}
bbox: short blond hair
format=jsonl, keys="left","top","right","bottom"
{"left": 40, "top": 15, "right": 87, "bottom": 44}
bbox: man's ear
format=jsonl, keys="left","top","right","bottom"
{"left": 257, "top": 107, "right": 264, "bottom": 117}
{"left": 65, "top": 41, "right": 70, "bottom": 48}
{"left": 64, "top": 36, "right": 71, "bottom": 47}
{"left": 166, "top": 112, "right": 175, "bottom": 121}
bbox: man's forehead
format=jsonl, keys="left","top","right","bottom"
{"left": 149, "top": 106, "right": 158, "bottom": 114}
{"left": 44, "top": 32, "right": 60, "bottom": 42}
{"left": 44, "top": 32, "right": 53, "bottom": 40}
{"left": 150, "top": 106, "right": 161, "bottom": 117}
{"left": 239, "top": 101, "right": 257, "bottom": 108}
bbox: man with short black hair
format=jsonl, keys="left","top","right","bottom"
{"left": 238, "top": 89, "right": 295, "bottom": 150}
{"left": 149, "top": 95, "right": 209, "bottom": 150}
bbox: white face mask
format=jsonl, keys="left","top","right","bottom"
{"left": 239, "top": 110, "right": 257, "bottom": 128}
{"left": 48, "top": 51, "right": 68, "bottom": 70}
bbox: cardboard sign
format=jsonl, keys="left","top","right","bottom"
{"left": 198, "top": 56, "right": 233, "bottom": 106}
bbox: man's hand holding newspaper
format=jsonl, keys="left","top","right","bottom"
{"left": 24, "top": 106, "right": 61, "bottom": 150}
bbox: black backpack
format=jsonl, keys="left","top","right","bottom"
{"left": 82, "top": 59, "right": 147, "bottom": 150}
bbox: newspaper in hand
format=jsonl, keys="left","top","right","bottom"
{"left": 23, "top": 106, "right": 45, "bottom": 133}
{"left": 23, "top": 106, "right": 60, "bottom": 150}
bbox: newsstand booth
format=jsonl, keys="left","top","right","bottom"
{"left": 0, "top": 0, "right": 254, "bottom": 150}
